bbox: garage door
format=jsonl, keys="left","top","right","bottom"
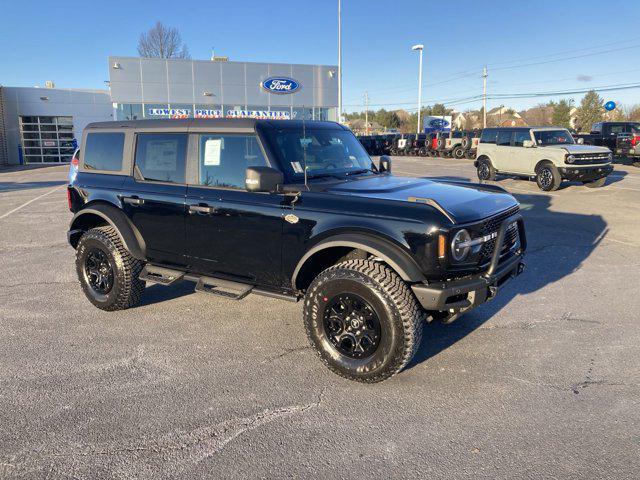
{"left": 19, "top": 116, "right": 76, "bottom": 164}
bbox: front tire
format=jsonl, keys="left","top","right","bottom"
{"left": 583, "top": 177, "right": 606, "bottom": 188}
{"left": 453, "top": 146, "right": 465, "bottom": 159}
{"left": 303, "top": 259, "right": 424, "bottom": 383}
{"left": 477, "top": 158, "right": 497, "bottom": 181}
{"left": 536, "top": 163, "right": 562, "bottom": 191}
{"left": 75, "top": 226, "right": 145, "bottom": 311}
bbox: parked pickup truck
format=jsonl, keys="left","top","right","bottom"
{"left": 67, "top": 118, "right": 527, "bottom": 383}
{"left": 574, "top": 121, "right": 640, "bottom": 166}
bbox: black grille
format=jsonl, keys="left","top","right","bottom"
{"left": 572, "top": 153, "right": 610, "bottom": 165}
{"left": 478, "top": 206, "right": 519, "bottom": 264}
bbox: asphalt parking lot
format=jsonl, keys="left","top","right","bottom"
{"left": 1, "top": 158, "right": 639, "bottom": 479}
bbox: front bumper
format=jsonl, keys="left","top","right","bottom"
{"left": 411, "top": 213, "right": 526, "bottom": 316}
{"left": 559, "top": 164, "right": 613, "bottom": 181}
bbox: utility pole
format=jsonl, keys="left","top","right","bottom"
{"left": 482, "top": 66, "right": 488, "bottom": 128}
{"left": 412, "top": 44, "right": 424, "bottom": 134}
{"left": 364, "top": 91, "right": 369, "bottom": 135}
{"left": 338, "top": 0, "right": 342, "bottom": 123}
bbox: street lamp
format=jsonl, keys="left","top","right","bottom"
{"left": 412, "top": 44, "right": 424, "bottom": 134}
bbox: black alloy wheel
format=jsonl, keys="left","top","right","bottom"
{"left": 84, "top": 248, "right": 114, "bottom": 295}
{"left": 323, "top": 293, "right": 382, "bottom": 359}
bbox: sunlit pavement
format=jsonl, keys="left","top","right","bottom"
{"left": 0, "top": 159, "right": 638, "bottom": 479}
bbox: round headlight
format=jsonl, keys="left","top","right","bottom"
{"left": 451, "top": 229, "right": 471, "bottom": 262}
{"left": 566, "top": 154, "right": 575, "bottom": 163}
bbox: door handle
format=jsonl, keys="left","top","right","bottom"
{"left": 123, "top": 196, "right": 144, "bottom": 206}
{"left": 189, "top": 204, "right": 216, "bottom": 215}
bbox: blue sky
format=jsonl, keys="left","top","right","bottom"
{"left": 1, "top": 0, "right": 639, "bottom": 113}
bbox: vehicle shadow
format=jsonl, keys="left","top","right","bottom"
{"left": 0, "top": 180, "right": 67, "bottom": 192}
{"left": 407, "top": 191, "right": 607, "bottom": 370}
{"left": 139, "top": 281, "right": 196, "bottom": 306}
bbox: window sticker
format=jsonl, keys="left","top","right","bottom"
{"left": 291, "top": 161, "right": 303, "bottom": 173}
{"left": 204, "top": 139, "right": 223, "bottom": 166}
{"left": 146, "top": 140, "right": 178, "bottom": 170}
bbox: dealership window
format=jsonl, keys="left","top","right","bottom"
{"left": 292, "top": 107, "right": 313, "bottom": 120}
{"left": 115, "top": 103, "right": 143, "bottom": 121}
{"left": 135, "top": 133, "right": 188, "bottom": 183}
{"left": 84, "top": 133, "right": 125, "bottom": 171}
{"left": 19, "top": 116, "right": 76, "bottom": 164}
{"left": 197, "top": 134, "right": 267, "bottom": 189}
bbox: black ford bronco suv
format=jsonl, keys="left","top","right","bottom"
{"left": 67, "top": 119, "right": 527, "bottom": 382}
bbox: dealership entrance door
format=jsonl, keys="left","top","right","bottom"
{"left": 19, "top": 116, "right": 76, "bottom": 163}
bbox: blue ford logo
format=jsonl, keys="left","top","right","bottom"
{"left": 261, "top": 77, "right": 300, "bottom": 94}
{"left": 429, "top": 118, "right": 449, "bottom": 128}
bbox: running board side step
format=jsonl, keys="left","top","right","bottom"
{"left": 195, "top": 276, "right": 254, "bottom": 301}
{"left": 139, "top": 265, "right": 185, "bottom": 286}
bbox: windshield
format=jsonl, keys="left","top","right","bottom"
{"left": 261, "top": 128, "right": 375, "bottom": 181}
{"left": 534, "top": 129, "right": 575, "bottom": 146}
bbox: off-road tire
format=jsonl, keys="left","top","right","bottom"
{"left": 536, "top": 163, "right": 562, "bottom": 191}
{"left": 303, "top": 259, "right": 424, "bottom": 383}
{"left": 583, "top": 177, "right": 606, "bottom": 188}
{"left": 461, "top": 136, "right": 471, "bottom": 150}
{"left": 75, "top": 226, "right": 145, "bottom": 311}
{"left": 477, "top": 157, "right": 497, "bottom": 181}
{"left": 465, "top": 150, "right": 476, "bottom": 160}
{"left": 453, "top": 146, "right": 465, "bottom": 159}
{"left": 418, "top": 147, "right": 428, "bottom": 157}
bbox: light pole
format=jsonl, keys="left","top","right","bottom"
{"left": 412, "top": 44, "right": 424, "bottom": 134}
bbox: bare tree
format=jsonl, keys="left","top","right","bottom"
{"left": 138, "top": 22, "right": 191, "bottom": 59}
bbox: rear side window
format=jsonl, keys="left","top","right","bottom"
{"left": 135, "top": 133, "right": 188, "bottom": 184}
{"left": 197, "top": 134, "right": 267, "bottom": 189}
{"left": 480, "top": 128, "right": 497, "bottom": 144}
{"left": 513, "top": 130, "right": 531, "bottom": 147}
{"left": 83, "top": 132, "right": 124, "bottom": 171}
{"left": 496, "top": 130, "right": 512, "bottom": 146}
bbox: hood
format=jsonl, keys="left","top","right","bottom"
{"left": 323, "top": 175, "right": 518, "bottom": 224}
{"left": 551, "top": 144, "right": 611, "bottom": 154}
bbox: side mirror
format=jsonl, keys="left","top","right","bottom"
{"left": 245, "top": 166, "right": 283, "bottom": 193}
{"left": 577, "top": 138, "right": 584, "bottom": 144}
{"left": 522, "top": 140, "right": 535, "bottom": 148}
{"left": 379, "top": 155, "right": 392, "bottom": 173}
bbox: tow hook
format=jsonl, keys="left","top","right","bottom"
{"left": 517, "top": 262, "right": 526, "bottom": 275}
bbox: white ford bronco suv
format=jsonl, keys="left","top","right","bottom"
{"left": 475, "top": 127, "right": 613, "bottom": 191}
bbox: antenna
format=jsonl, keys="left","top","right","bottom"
{"left": 303, "top": 112, "right": 309, "bottom": 190}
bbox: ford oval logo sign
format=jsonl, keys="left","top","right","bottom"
{"left": 261, "top": 77, "right": 300, "bottom": 94}
{"left": 429, "top": 118, "right": 449, "bottom": 128}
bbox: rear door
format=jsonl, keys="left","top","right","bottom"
{"left": 492, "top": 129, "right": 514, "bottom": 172}
{"left": 185, "top": 132, "right": 284, "bottom": 287}
{"left": 121, "top": 132, "right": 188, "bottom": 267}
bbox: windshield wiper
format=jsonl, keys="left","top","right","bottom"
{"left": 344, "top": 169, "right": 373, "bottom": 176}
{"left": 306, "top": 172, "right": 344, "bottom": 180}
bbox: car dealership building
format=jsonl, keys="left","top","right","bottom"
{"left": 0, "top": 56, "right": 339, "bottom": 166}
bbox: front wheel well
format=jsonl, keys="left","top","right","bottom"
{"left": 534, "top": 159, "right": 554, "bottom": 173}
{"left": 295, "top": 247, "right": 368, "bottom": 292}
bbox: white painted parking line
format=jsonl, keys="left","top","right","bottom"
{"left": 0, "top": 186, "right": 64, "bottom": 220}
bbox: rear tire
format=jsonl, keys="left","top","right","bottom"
{"left": 465, "top": 150, "right": 476, "bottom": 160}
{"left": 453, "top": 146, "right": 465, "bottom": 159}
{"left": 536, "top": 163, "right": 562, "bottom": 191}
{"left": 583, "top": 177, "right": 606, "bottom": 188}
{"left": 75, "top": 226, "right": 145, "bottom": 311}
{"left": 303, "top": 259, "right": 424, "bottom": 383}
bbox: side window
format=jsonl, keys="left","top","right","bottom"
{"left": 591, "top": 123, "right": 602, "bottom": 134}
{"left": 496, "top": 130, "right": 512, "bottom": 146}
{"left": 83, "top": 132, "right": 124, "bottom": 171}
{"left": 513, "top": 130, "right": 531, "bottom": 147}
{"left": 197, "top": 134, "right": 267, "bottom": 189}
{"left": 134, "top": 133, "right": 187, "bottom": 183}
{"left": 480, "top": 128, "right": 497, "bottom": 144}
{"left": 609, "top": 124, "right": 625, "bottom": 134}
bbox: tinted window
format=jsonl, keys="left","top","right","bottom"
{"left": 496, "top": 130, "right": 512, "bottom": 146}
{"left": 84, "top": 133, "right": 124, "bottom": 171}
{"left": 513, "top": 130, "right": 531, "bottom": 147}
{"left": 198, "top": 134, "right": 267, "bottom": 189}
{"left": 609, "top": 124, "right": 626, "bottom": 134}
{"left": 480, "top": 128, "right": 497, "bottom": 144}
{"left": 135, "top": 133, "right": 187, "bottom": 183}
{"left": 592, "top": 123, "right": 602, "bottom": 134}
{"left": 533, "top": 130, "right": 575, "bottom": 146}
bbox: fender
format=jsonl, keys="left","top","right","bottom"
{"left": 68, "top": 203, "right": 146, "bottom": 260}
{"left": 291, "top": 233, "right": 425, "bottom": 290}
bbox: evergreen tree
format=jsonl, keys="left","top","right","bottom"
{"left": 575, "top": 90, "right": 604, "bottom": 132}
{"left": 552, "top": 99, "right": 574, "bottom": 129}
